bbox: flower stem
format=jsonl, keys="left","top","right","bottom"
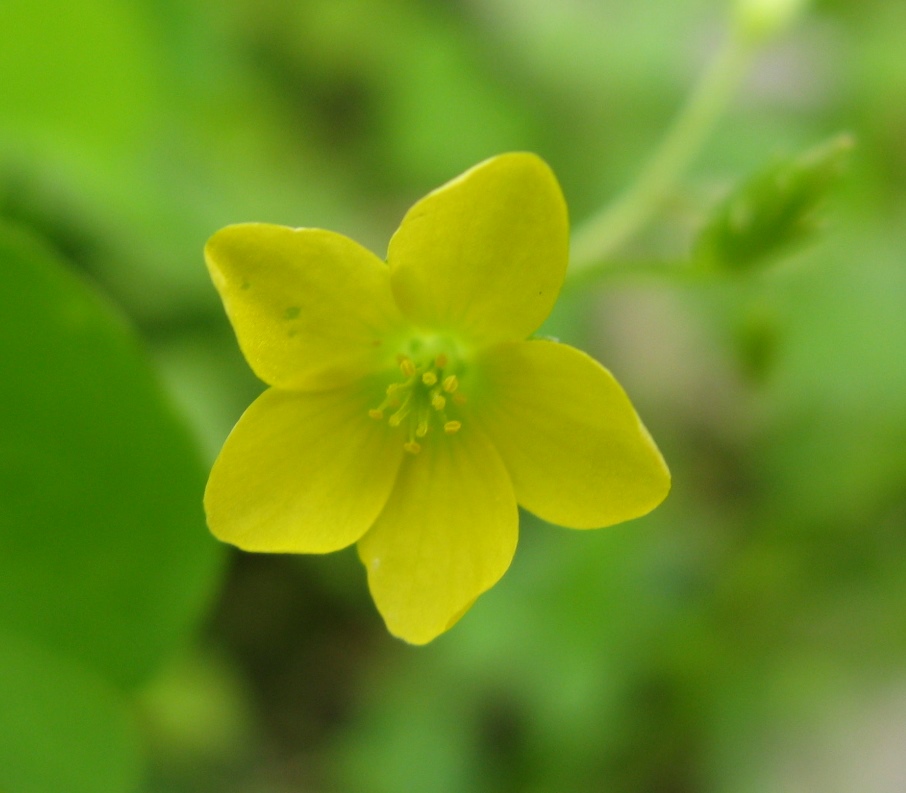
{"left": 568, "top": 27, "right": 757, "bottom": 276}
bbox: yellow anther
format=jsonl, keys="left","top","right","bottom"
{"left": 388, "top": 401, "right": 411, "bottom": 427}
{"left": 400, "top": 358, "right": 416, "bottom": 377}
{"left": 431, "top": 393, "right": 446, "bottom": 411}
{"left": 452, "top": 393, "right": 467, "bottom": 405}
{"left": 416, "top": 410, "right": 430, "bottom": 438}
{"left": 444, "top": 421, "right": 462, "bottom": 434}
{"left": 442, "top": 375, "right": 459, "bottom": 393}
{"left": 368, "top": 409, "right": 384, "bottom": 420}
{"left": 421, "top": 371, "right": 438, "bottom": 386}
{"left": 403, "top": 441, "right": 422, "bottom": 454}
{"left": 435, "top": 353, "right": 448, "bottom": 369}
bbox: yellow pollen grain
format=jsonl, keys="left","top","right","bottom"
{"left": 442, "top": 375, "right": 458, "bottom": 393}
{"left": 400, "top": 358, "right": 416, "bottom": 377}
{"left": 421, "top": 372, "right": 438, "bottom": 386}
{"left": 444, "top": 420, "right": 462, "bottom": 434}
{"left": 403, "top": 441, "right": 421, "bottom": 454}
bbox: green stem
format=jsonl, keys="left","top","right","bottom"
{"left": 568, "top": 28, "right": 756, "bottom": 276}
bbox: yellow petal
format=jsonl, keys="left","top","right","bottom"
{"left": 471, "top": 340, "right": 670, "bottom": 529}
{"left": 205, "top": 224, "right": 404, "bottom": 390}
{"left": 357, "top": 428, "right": 518, "bottom": 644}
{"left": 205, "top": 385, "right": 405, "bottom": 553}
{"left": 388, "top": 153, "right": 569, "bottom": 346}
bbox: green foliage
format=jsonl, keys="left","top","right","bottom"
{"left": 0, "top": 631, "right": 141, "bottom": 793}
{"left": 2, "top": 0, "right": 906, "bottom": 791}
{"left": 694, "top": 134, "right": 854, "bottom": 272}
{"left": 0, "top": 0, "right": 158, "bottom": 163}
{"left": 0, "top": 224, "right": 222, "bottom": 691}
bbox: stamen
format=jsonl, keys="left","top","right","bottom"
{"left": 388, "top": 395, "right": 412, "bottom": 427}
{"left": 369, "top": 347, "right": 466, "bottom": 446}
{"left": 416, "top": 408, "right": 430, "bottom": 438}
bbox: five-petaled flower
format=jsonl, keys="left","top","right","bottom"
{"left": 204, "top": 153, "right": 670, "bottom": 644}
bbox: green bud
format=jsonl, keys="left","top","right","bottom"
{"left": 734, "top": 0, "right": 810, "bottom": 43}
{"left": 694, "top": 134, "right": 854, "bottom": 274}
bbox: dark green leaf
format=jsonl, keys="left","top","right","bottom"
{"left": 0, "top": 224, "right": 222, "bottom": 689}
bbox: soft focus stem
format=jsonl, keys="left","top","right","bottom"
{"left": 568, "top": 28, "right": 757, "bottom": 276}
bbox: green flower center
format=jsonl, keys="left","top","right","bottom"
{"left": 369, "top": 349, "right": 466, "bottom": 454}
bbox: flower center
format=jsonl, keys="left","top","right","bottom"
{"left": 368, "top": 351, "right": 466, "bottom": 454}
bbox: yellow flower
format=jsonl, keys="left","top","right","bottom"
{"left": 204, "top": 153, "right": 670, "bottom": 644}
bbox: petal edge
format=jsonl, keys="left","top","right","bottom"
{"left": 206, "top": 224, "right": 403, "bottom": 390}
{"left": 357, "top": 427, "right": 518, "bottom": 644}
{"left": 388, "top": 153, "right": 569, "bottom": 347}
{"left": 471, "top": 340, "right": 670, "bottom": 529}
{"left": 205, "top": 386, "right": 405, "bottom": 553}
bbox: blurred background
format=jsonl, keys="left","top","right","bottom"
{"left": 2, "top": 0, "right": 906, "bottom": 791}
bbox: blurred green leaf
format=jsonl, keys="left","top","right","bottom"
{"left": 0, "top": 0, "right": 158, "bottom": 163}
{"left": 0, "top": 629, "right": 141, "bottom": 793}
{"left": 694, "top": 134, "right": 854, "bottom": 272}
{"left": 756, "top": 232, "right": 906, "bottom": 526}
{"left": 0, "top": 223, "right": 222, "bottom": 689}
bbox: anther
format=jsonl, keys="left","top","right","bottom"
{"left": 371, "top": 348, "right": 466, "bottom": 445}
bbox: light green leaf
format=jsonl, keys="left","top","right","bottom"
{"left": 0, "top": 0, "right": 158, "bottom": 162}
{"left": 0, "top": 224, "right": 222, "bottom": 689}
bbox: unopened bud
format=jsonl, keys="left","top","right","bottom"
{"left": 735, "top": 0, "right": 809, "bottom": 43}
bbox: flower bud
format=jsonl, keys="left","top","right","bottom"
{"left": 735, "top": 0, "right": 809, "bottom": 43}
{"left": 694, "top": 134, "right": 854, "bottom": 273}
